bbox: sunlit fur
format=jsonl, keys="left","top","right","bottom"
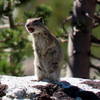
{"left": 25, "top": 18, "right": 63, "bottom": 81}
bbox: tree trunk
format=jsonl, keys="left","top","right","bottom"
{"left": 8, "top": 13, "right": 15, "bottom": 29}
{"left": 67, "top": 0, "right": 97, "bottom": 78}
{"left": 8, "top": 0, "right": 15, "bottom": 29}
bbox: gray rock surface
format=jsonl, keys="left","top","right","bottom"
{"left": 0, "top": 75, "right": 100, "bottom": 100}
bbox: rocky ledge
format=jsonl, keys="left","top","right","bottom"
{"left": 0, "top": 75, "right": 100, "bottom": 100}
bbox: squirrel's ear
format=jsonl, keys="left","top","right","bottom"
{"left": 38, "top": 17, "right": 43, "bottom": 23}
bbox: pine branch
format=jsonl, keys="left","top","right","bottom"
{"left": 0, "top": 36, "right": 12, "bottom": 43}
{"left": 58, "top": 38, "right": 68, "bottom": 43}
{"left": 0, "top": 40, "right": 6, "bottom": 42}
{"left": 0, "top": 23, "right": 24, "bottom": 29}
{"left": 93, "top": 14, "right": 100, "bottom": 28}
{"left": 0, "top": 24, "right": 10, "bottom": 29}
{"left": 91, "top": 54, "right": 100, "bottom": 60}
{"left": 61, "top": 16, "right": 72, "bottom": 34}
{"left": 94, "top": 15, "right": 100, "bottom": 22}
{"left": 91, "top": 35, "right": 100, "bottom": 44}
{"left": 64, "top": 16, "right": 72, "bottom": 23}
{"left": 0, "top": 47, "right": 17, "bottom": 53}
{"left": 97, "top": 0, "right": 100, "bottom": 4}
{"left": 93, "top": 22, "right": 100, "bottom": 28}
{"left": 91, "top": 64, "right": 100, "bottom": 72}
{"left": 57, "top": 34, "right": 68, "bottom": 43}
{"left": 92, "top": 43, "right": 100, "bottom": 47}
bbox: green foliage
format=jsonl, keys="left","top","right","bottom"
{"left": 15, "top": 0, "right": 32, "bottom": 7}
{"left": 0, "top": 0, "right": 32, "bottom": 17}
{"left": 0, "top": 28, "right": 26, "bottom": 49}
{"left": 0, "top": 0, "right": 4, "bottom": 17}
{"left": 0, "top": 28, "right": 30, "bottom": 75}
{"left": 24, "top": 4, "right": 53, "bottom": 24}
{"left": 0, "top": 1, "right": 53, "bottom": 76}
{"left": 34, "top": 4, "right": 52, "bottom": 24}
{"left": 24, "top": 11, "right": 34, "bottom": 19}
{"left": 0, "top": 59, "right": 22, "bottom": 76}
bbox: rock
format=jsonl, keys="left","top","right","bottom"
{"left": 0, "top": 75, "right": 100, "bottom": 100}
{"left": 0, "top": 83, "right": 8, "bottom": 97}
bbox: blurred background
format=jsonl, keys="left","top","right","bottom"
{"left": 0, "top": 0, "right": 100, "bottom": 79}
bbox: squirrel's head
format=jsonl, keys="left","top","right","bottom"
{"left": 25, "top": 17, "right": 44, "bottom": 34}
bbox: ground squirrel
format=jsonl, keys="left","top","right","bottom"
{"left": 25, "top": 17, "right": 63, "bottom": 81}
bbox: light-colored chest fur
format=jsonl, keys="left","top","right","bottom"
{"left": 32, "top": 31, "right": 55, "bottom": 56}
{"left": 31, "top": 30, "right": 62, "bottom": 64}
